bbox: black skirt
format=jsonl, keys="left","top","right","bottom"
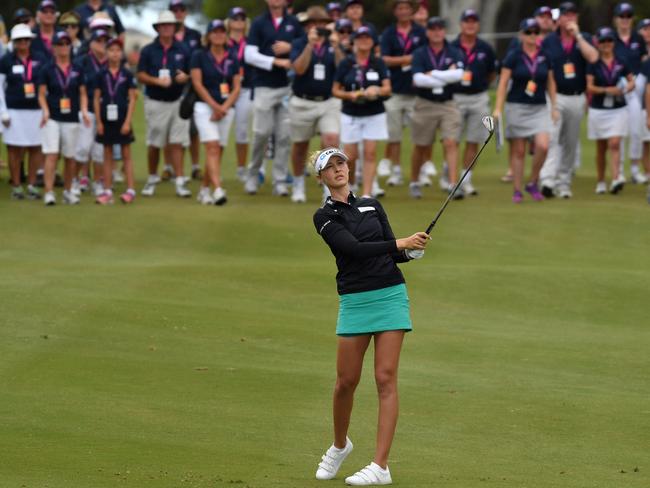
{"left": 96, "top": 119, "right": 135, "bottom": 146}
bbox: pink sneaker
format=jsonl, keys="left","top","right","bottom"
{"left": 512, "top": 190, "right": 523, "bottom": 204}
{"left": 120, "top": 191, "right": 135, "bottom": 204}
{"left": 95, "top": 192, "right": 114, "bottom": 205}
{"left": 525, "top": 182, "right": 544, "bottom": 201}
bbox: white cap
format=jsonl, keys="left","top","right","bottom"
{"left": 153, "top": 10, "right": 179, "bottom": 27}
{"left": 313, "top": 148, "right": 348, "bottom": 173}
{"left": 89, "top": 17, "right": 115, "bottom": 29}
{"left": 11, "top": 24, "right": 36, "bottom": 41}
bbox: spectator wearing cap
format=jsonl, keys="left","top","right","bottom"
{"left": 332, "top": 26, "right": 391, "bottom": 198}
{"left": 506, "top": 6, "right": 554, "bottom": 55}
{"left": 13, "top": 9, "right": 35, "bottom": 30}
{"left": 58, "top": 11, "right": 82, "bottom": 57}
{"left": 637, "top": 19, "right": 650, "bottom": 183}
{"left": 243, "top": 0, "right": 303, "bottom": 197}
{"left": 73, "top": 28, "right": 109, "bottom": 195}
{"left": 94, "top": 37, "right": 138, "bottom": 205}
{"left": 326, "top": 3, "right": 342, "bottom": 22}
{"left": 409, "top": 17, "right": 464, "bottom": 199}
{"left": 450, "top": 8, "right": 497, "bottom": 197}
{"left": 288, "top": 6, "right": 343, "bottom": 203}
{"left": 538, "top": 1, "right": 598, "bottom": 199}
{"left": 0, "top": 23, "right": 47, "bottom": 200}
{"left": 378, "top": 0, "right": 426, "bottom": 190}
{"left": 38, "top": 30, "right": 90, "bottom": 206}
{"left": 413, "top": 0, "right": 429, "bottom": 28}
{"left": 225, "top": 7, "right": 253, "bottom": 182}
{"left": 493, "top": 18, "right": 558, "bottom": 204}
{"left": 613, "top": 2, "right": 648, "bottom": 185}
{"left": 343, "top": 0, "right": 377, "bottom": 43}
{"left": 334, "top": 18, "right": 353, "bottom": 55}
{"left": 190, "top": 19, "right": 241, "bottom": 206}
{"left": 137, "top": 10, "right": 192, "bottom": 198}
{"left": 170, "top": 0, "right": 203, "bottom": 181}
{"left": 587, "top": 26, "right": 635, "bottom": 195}
{"left": 31, "top": 0, "right": 60, "bottom": 60}
{"left": 74, "top": 0, "right": 124, "bottom": 40}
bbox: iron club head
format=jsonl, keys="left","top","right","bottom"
{"left": 482, "top": 115, "right": 495, "bottom": 133}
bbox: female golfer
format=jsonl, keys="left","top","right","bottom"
{"left": 312, "top": 147, "right": 428, "bottom": 486}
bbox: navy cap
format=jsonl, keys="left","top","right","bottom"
{"left": 534, "top": 6, "right": 552, "bottom": 17}
{"left": 427, "top": 16, "right": 446, "bottom": 29}
{"left": 637, "top": 18, "right": 650, "bottom": 30}
{"left": 206, "top": 19, "right": 226, "bottom": 34}
{"left": 559, "top": 2, "right": 578, "bottom": 14}
{"left": 326, "top": 2, "right": 342, "bottom": 12}
{"left": 596, "top": 26, "right": 616, "bottom": 41}
{"left": 169, "top": 0, "right": 187, "bottom": 9}
{"left": 519, "top": 17, "right": 540, "bottom": 32}
{"left": 614, "top": 2, "right": 634, "bottom": 17}
{"left": 344, "top": 0, "right": 362, "bottom": 8}
{"left": 52, "top": 30, "right": 71, "bottom": 45}
{"left": 460, "top": 9, "right": 479, "bottom": 21}
{"left": 13, "top": 8, "right": 33, "bottom": 22}
{"left": 352, "top": 25, "right": 373, "bottom": 39}
{"left": 38, "top": 0, "right": 57, "bottom": 12}
{"left": 106, "top": 37, "right": 123, "bottom": 49}
{"left": 335, "top": 18, "right": 353, "bottom": 32}
{"left": 91, "top": 29, "right": 110, "bottom": 41}
{"left": 228, "top": 7, "right": 246, "bottom": 19}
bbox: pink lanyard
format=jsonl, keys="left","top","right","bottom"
{"left": 161, "top": 46, "right": 170, "bottom": 68}
{"left": 272, "top": 16, "right": 282, "bottom": 31}
{"left": 313, "top": 42, "right": 326, "bottom": 59}
{"left": 396, "top": 29, "right": 412, "bottom": 53}
{"left": 18, "top": 56, "right": 33, "bottom": 82}
{"left": 521, "top": 51, "right": 540, "bottom": 78}
{"left": 55, "top": 64, "right": 72, "bottom": 95}
{"left": 229, "top": 38, "right": 246, "bottom": 62}
{"left": 105, "top": 69, "right": 124, "bottom": 103}
{"left": 209, "top": 52, "right": 229, "bottom": 76}
{"left": 427, "top": 47, "right": 445, "bottom": 70}
{"left": 600, "top": 59, "right": 618, "bottom": 85}
{"left": 561, "top": 37, "right": 575, "bottom": 57}
{"left": 460, "top": 42, "right": 476, "bottom": 65}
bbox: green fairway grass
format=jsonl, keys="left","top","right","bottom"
{"left": 0, "top": 99, "right": 649, "bottom": 487}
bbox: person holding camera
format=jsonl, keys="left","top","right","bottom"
{"left": 288, "top": 6, "right": 343, "bottom": 203}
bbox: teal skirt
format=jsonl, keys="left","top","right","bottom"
{"left": 337, "top": 283, "right": 412, "bottom": 336}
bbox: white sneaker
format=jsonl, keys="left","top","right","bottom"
{"left": 386, "top": 167, "right": 403, "bottom": 186}
{"left": 237, "top": 166, "right": 247, "bottom": 183}
{"left": 176, "top": 184, "right": 192, "bottom": 198}
{"left": 631, "top": 167, "right": 649, "bottom": 184}
{"left": 113, "top": 169, "right": 124, "bottom": 183}
{"left": 27, "top": 185, "right": 41, "bottom": 200}
{"left": 595, "top": 181, "right": 607, "bottom": 194}
{"left": 212, "top": 187, "right": 227, "bottom": 205}
{"left": 438, "top": 162, "right": 449, "bottom": 191}
{"left": 291, "top": 177, "right": 306, "bottom": 203}
{"left": 315, "top": 437, "right": 353, "bottom": 480}
{"left": 148, "top": 174, "right": 161, "bottom": 185}
{"left": 418, "top": 172, "right": 432, "bottom": 187}
{"left": 610, "top": 175, "right": 625, "bottom": 194}
{"left": 377, "top": 158, "right": 391, "bottom": 177}
{"left": 557, "top": 188, "right": 572, "bottom": 199}
{"left": 409, "top": 182, "right": 422, "bottom": 199}
{"left": 372, "top": 178, "right": 385, "bottom": 198}
{"left": 273, "top": 181, "right": 289, "bottom": 196}
{"left": 244, "top": 176, "right": 259, "bottom": 195}
{"left": 71, "top": 179, "right": 82, "bottom": 197}
{"left": 44, "top": 191, "right": 56, "bottom": 206}
{"left": 63, "top": 190, "right": 80, "bottom": 205}
{"left": 141, "top": 183, "right": 156, "bottom": 197}
{"left": 92, "top": 181, "right": 104, "bottom": 196}
{"left": 197, "top": 187, "right": 213, "bottom": 205}
{"left": 462, "top": 180, "right": 478, "bottom": 196}
{"left": 345, "top": 462, "right": 392, "bottom": 486}
{"left": 423, "top": 160, "right": 437, "bottom": 176}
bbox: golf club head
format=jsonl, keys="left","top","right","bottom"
{"left": 482, "top": 115, "right": 495, "bottom": 133}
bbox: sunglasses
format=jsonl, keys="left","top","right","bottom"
{"left": 40, "top": 9, "right": 56, "bottom": 14}
{"left": 231, "top": 15, "right": 246, "bottom": 21}
{"left": 599, "top": 38, "right": 614, "bottom": 43}
{"left": 61, "top": 24, "right": 79, "bottom": 28}
{"left": 618, "top": 14, "right": 633, "bottom": 19}
{"left": 524, "top": 29, "right": 540, "bottom": 35}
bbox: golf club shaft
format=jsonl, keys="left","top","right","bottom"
{"left": 425, "top": 130, "right": 494, "bottom": 234}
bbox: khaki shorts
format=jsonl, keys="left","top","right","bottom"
{"left": 42, "top": 119, "right": 79, "bottom": 158}
{"left": 411, "top": 98, "right": 461, "bottom": 146}
{"left": 288, "top": 96, "right": 341, "bottom": 142}
{"left": 143, "top": 97, "right": 190, "bottom": 148}
{"left": 454, "top": 92, "right": 490, "bottom": 143}
{"left": 384, "top": 94, "right": 415, "bottom": 142}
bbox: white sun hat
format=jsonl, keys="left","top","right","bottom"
{"left": 153, "top": 10, "right": 179, "bottom": 28}
{"left": 11, "top": 23, "right": 36, "bottom": 41}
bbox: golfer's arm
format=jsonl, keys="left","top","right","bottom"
{"left": 376, "top": 207, "right": 410, "bottom": 263}
{"left": 493, "top": 67, "right": 511, "bottom": 114}
{"left": 317, "top": 221, "right": 397, "bottom": 258}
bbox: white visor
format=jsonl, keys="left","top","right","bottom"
{"left": 314, "top": 148, "right": 348, "bottom": 173}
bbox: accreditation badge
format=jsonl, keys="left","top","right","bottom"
{"left": 106, "top": 104, "right": 119, "bottom": 121}
{"left": 603, "top": 94, "right": 614, "bottom": 108}
{"left": 23, "top": 82, "right": 35, "bottom": 99}
{"left": 563, "top": 63, "right": 576, "bottom": 79}
{"left": 314, "top": 63, "right": 326, "bottom": 81}
{"left": 60, "top": 97, "right": 71, "bottom": 114}
{"left": 158, "top": 68, "right": 171, "bottom": 79}
{"left": 219, "top": 83, "right": 230, "bottom": 98}
{"left": 366, "top": 70, "right": 379, "bottom": 82}
{"left": 432, "top": 87, "right": 443, "bottom": 95}
{"left": 401, "top": 65, "right": 412, "bottom": 72}
{"left": 525, "top": 80, "right": 537, "bottom": 97}
{"left": 12, "top": 64, "right": 25, "bottom": 75}
{"left": 461, "top": 70, "right": 473, "bottom": 87}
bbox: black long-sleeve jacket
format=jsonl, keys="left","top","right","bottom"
{"left": 313, "top": 193, "right": 411, "bottom": 295}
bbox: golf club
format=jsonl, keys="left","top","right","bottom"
{"left": 425, "top": 115, "right": 495, "bottom": 234}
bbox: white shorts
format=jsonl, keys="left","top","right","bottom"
{"left": 3, "top": 109, "right": 43, "bottom": 146}
{"left": 234, "top": 87, "right": 253, "bottom": 144}
{"left": 340, "top": 112, "right": 388, "bottom": 144}
{"left": 193, "top": 101, "right": 235, "bottom": 144}
{"left": 143, "top": 97, "right": 190, "bottom": 148}
{"left": 42, "top": 119, "right": 79, "bottom": 158}
{"left": 641, "top": 110, "right": 650, "bottom": 142}
{"left": 75, "top": 111, "right": 104, "bottom": 163}
{"left": 587, "top": 107, "right": 629, "bottom": 140}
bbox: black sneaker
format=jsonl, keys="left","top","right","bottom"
{"left": 541, "top": 185, "right": 555, "bottom": 198}
{"left": 191, "top": 167, "right": 202, "bottom": 180}
{"left": 54, "top": 173, "right": 64, "bottom": 188}
{"left": 35, "top": 173, "right": 45, "bottom": 187}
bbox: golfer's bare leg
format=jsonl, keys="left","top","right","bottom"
{"left": 373, "top": 330, "right": 405, "bottom": 469}
{"left": 530, "top": 132, "right": 549, "bottom": 183}
{"left": 334, "top": 334, "right": 371, "bottom": 448}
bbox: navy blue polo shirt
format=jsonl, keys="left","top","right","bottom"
{"left": 502, "top": 46, "right": 551, "bottom": 105}
{"left": 586, "top": 58, "right": 630, "bottom": 109}
{"left": 247, "top": 9, "right": 303, "bottom": 88}
{"left": 411, "top": 42, "right": 464, "bottom": 102}
{"left": 94, "top": 66, "right": 137, "bottom": 121}
{"left": 137, "top": 38, "right": 190, "bottom": 102}
{"left": 0, "top": 50, "right": 47, "bottom": 110}
{"left": 74, "top": 2, "right": 125, "bottom": 36}
{"left": 190, "top": 49, "right": 240, "bottom": 104}
{"left": 334, "top": 54, "right": 389, "bottom": 116}
{"left": 450, "top": 36, "right": 496, "bottom": 94}
{"left": 30, "top": 26, "right": 60, "bottom": 60}
{"left": 542, "top": 30, "right": 592, "bottom": 95}
{"left": 290, "top": 36, "right": 337, "bottom": 99}
{"left": 641, "top": 58, "right": 650, "bottom": 83}
{"left": 380, "top": 22, "right": 426, "bottom": 95}
{"left": 74, "top": 52, "right": 106, "bottom": 113}
{"left": 176, "top": 27, "right": 202, "bottom": 53}
{"left": 38, "top": 61, "right": 85, "bottom": 122}
{"left": 615, "top": 32, "right": 646, "bottom": 75}
{"left": 228, "top": 37, "right": 254, "bottom": 89}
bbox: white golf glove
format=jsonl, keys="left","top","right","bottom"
{"left": 406, "top": 249, "right": 424, "bottom": 260}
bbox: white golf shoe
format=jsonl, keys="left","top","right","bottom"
{"left": 197, "top": 187, "right": 213, "bottom": 205}
{"left": 438, "top": 162, "right": 449, "bottom": 191}
{"left": 386, "top": 166, "right": 403, "bottom": 186}
{"left": 273, "top": 181, "right": 289, "bottom": 196}
{"left": 377, "top": 158, "right": 391, "bottom": 177}
{"left": 423, "top": 160, "right": 437, "bottom": 176}
{"left": 212, "top": 187, "right": 227, "bottom": 206}
{"left": 409, "top": 181, "right": 422, "bottom": 199}
{"left": 291, "top": 176, "right": 306, "bottom": 203}
{"left": 63, "top": 190, "right": 80, "bottom": 205}
{"left": 372, "top": 178, "right": 385, "bottom": 198}
{"left": 462, "top": 180, "right": 478, "bottom": 196}
{"left": 43, "top": 191, "right": 56, "bottom": 206}
{"left": 315, "top": 437, "right": 353, "bottom": 480}
{"left": 175, "top": 184, "right": 191, "bottom": 198}
{"left": 345, "top": 462, "right": 392, "bottom": 486}
{"left": 595, "top": 181, "right": 607, "bottom": 194}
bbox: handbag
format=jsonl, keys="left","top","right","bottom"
{"left": 179, "top": 84, "right": 197, "bottom": 120}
